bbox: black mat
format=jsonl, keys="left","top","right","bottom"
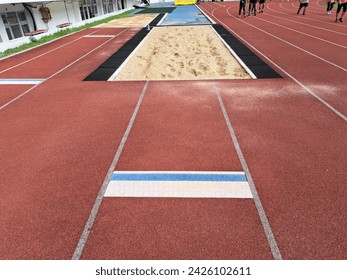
{"left": 212, "top": 24, "right": 282, "bottom": 79}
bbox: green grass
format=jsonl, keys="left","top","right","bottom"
{"left": 321, "top": 3, "right": 339, "bottom": 8}
{"left": 0, "top": 9, "right": 135, "bottom": 59}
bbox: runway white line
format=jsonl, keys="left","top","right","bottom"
{"left": 72, "top": 81, "right": 149, "bottom": 260}
{"left": 201, "top": 4, "right": 283, "bottom": 260}
{"left": 213, "top": 81, "right": 283, "bottom": 260}
{"left": 83, "top": 35, "right": 116, "bottom": 38}
{"left": 0, "top": 78, "right": 45, "bottom": 85}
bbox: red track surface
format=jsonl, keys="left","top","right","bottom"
{"left": 0, "top": 1, "right": 346, "bottom": 260}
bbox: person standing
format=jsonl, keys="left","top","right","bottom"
{"left": 297, "top": 0, "right": 309, "bottom": 15}
{"left": 239, "top": 0, "right": 247, "bottom": 17}
{"left": 259, "top": 0, "right": 266, "bottom": 13}
{"left": 335, "top": 0, "right": 346, "bottom": 22}
{"left": 248, "top": 0, "right": 257, "bottom": 16}
{"left": 326, "top": 0, "right": 335, "bottom": 14}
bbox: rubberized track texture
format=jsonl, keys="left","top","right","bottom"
{"left": 0, "top": 1, "right": 346, "bottom": 261}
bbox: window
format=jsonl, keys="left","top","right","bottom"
{"left": 79, "top": 0, "right": 98, "bottom": 20}
{"left": 102, "top": 0, "right": 114, "bottom": 14}
{"left": 1, "top": 11, "right": 30, "bottom": 40}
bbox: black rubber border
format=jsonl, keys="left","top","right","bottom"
{"left": 84, "top": 14, "right": 165, "bottom": 81}
{"left": 212, "top": 24, "right": 282, "bottom": 79}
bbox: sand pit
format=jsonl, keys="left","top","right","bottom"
{"left": 93, "top": 14, "right": 158, "bottom": 28}
{"left": 113, "top": 25, "right": 251, "bottom": 81}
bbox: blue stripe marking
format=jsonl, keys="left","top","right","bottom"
{"left": 111, "top": 173, "right": 247, "bottom": 182}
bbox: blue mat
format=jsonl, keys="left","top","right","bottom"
{"left": 159, "top": 4, "right": 211, "bottom": 25}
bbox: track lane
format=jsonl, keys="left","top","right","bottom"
{"left": 0, "top": 28, "right": 141, "bottom": 111}
{"left": 216, "top": 78, "right": 347, "bottom": 259}
{"left": 262, "top": 9, "right": 347, "bottom": 38}
{"left": 80, "top": 80, "right": 274, "bottom": 260}
{"left": 0, "top": 29, "right": 97, "bottom": 72}
{"left": 0, "top": 27, "right": 148, "bottom": 259}
{"left": 1, "top": 3, "right": 346, "bottom": 260}
{"left": 0, "top": 85, "right": 33, "bottom": 106}
{"left": 257, "top": 14, "right": 347, "bottom": 48}
{"left": 268, "top": 2, "right": 347, "bottom": 31}
{"left": 200, "top": 2, "right": 347, "bottom": 117}
{"left": 200, "top": 2, "right": 347, "bottom": 259}
{"left": 0, "top": 29, "right": 131, "bottom": 79}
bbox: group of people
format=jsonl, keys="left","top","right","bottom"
{"left": 238, "top": 0, "right": 266, "bottom": 17}
{"left": 298, "top": 0, "right": 346, "bottom": 22}
{"left": 236, "top": 0, "right": 345, "bottom": 23}
{"left": 326, "top": 0, "right": 346, "bottom": 22}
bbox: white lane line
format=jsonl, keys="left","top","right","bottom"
{"left": 72, "top": 80, "right": 149, "bottom": 260}
{"left": 203, "top": 4, "right": 347, "bottom": 121}
{"left": 83, "top": 35, "right": 116, "bottom": 38}
{"left": 0, "top": 78, "right": 45, "bottom": 85}
{"left": 0, "top": 29, "right": 128, "bottom": 112}
{"left": 225, "top": 9, "right": 347, "bottom": 71}
{"left": 267, "top": 3, "right": 347, "bottom": 29}
{"left": 0, "top": 29, "right": 101, "bottom": 74}
{"left": 213, "top": 81, "right": 283, "bottom": 260}
{"left": 105, "top": 171, "right": 253, "bottom": 198}
{"left": 264, "top": 7, "right": 347, "bottom": 36}
{"left": 256, "top": 16, "right": 347, "bottom": 49}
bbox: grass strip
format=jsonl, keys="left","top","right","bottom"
{"left": 0, "top": 9, "right": 135, "bottom": 59}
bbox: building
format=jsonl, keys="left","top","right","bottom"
{"left": 0, "top": 0, "right": 137, "bottom": 52}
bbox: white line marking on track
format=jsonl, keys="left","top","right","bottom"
{"left": 213, "top": 81, "right": 283, "bottom": 260}
{"left": 0, "top": 78, "right": 45, "bottom": 85}
{"left": 72, "top": 81, "right": 149, "bottom": 260}
{"left": 264, "top": 7, "right": 347, "bottom": 36}
{"left": 105, "top": 171, "right": 253, "bottom": 198}
{"left": 256, "top": 16, "right": 347, "bottom": 49}
{"left": 225, "top": 8, "right": 347, "bottom": 71}
{"left": 83, "top": 35, "right": 116, "bottom": 38}
{"left": 0, "top": 29, "right": 128, "bottom": 111}
{"left": 275, "top": 2, "right": 347, "bottom": 28}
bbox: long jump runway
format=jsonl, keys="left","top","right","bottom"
{"left": 0, "top": 1, "right": 346, "bottom": 260}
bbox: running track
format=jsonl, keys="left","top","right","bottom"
{"left": 0, "top": 1, "right": 346, "bottom": 260}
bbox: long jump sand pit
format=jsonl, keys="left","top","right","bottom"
{"left": 113, "top": 25, "right": 251, "bottom": 81}
{"left": 93, "top": 14, "right": 158, "bottom": 28}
